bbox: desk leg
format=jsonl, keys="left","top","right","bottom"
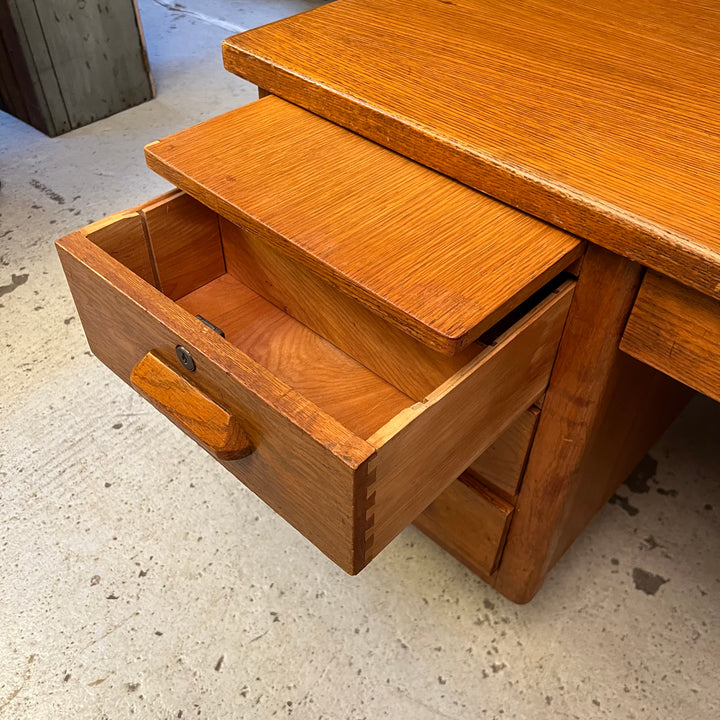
{"left": 494, "top": 245, "right": 692, "bottom": 603}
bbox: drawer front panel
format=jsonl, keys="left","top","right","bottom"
{"left": 621, "top": 271, "right": 720, "bottom": 402}
{"left": 57, "top": 230, "right": 375, "bottom": 573}
{"left": 415, "top": 474, "right": 514, "bottom": 577}
{"left": 467, "top": 406, "right": 540, "bottom": 500}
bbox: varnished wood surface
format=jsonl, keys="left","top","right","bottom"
{"left": 57, "top": 225, "right": 378, "bottom": 573}
{"left": 415, "top": 473, "right": 514, "bottom": 577}
{"left": 367, "top": 280, "right": 574, "bottom": 561}
{"left": 621, "top": 271, "right": 720, "bottom": 403}
{"left": 141, "top": 190, "right": 225, "bottom": 301}
{"left": 131, "top": 351, "right": 253, "bottom": 461}
{"left": 81, "top": 209, "right": 157, "bottom": 286}
{"left": 220, "top": 218, "right": 483, "bottom": 401}
{"left": 179, "top": 275, "right": 573, "bottom": 567}
{"left": 145, "top": 96, "right": 582, "bottom": 354}
{"left": 552, "top": 353, "right": 692, "bottom": 567}
{"left": 494, "top": 247, "right": 691, "bottom": 603}
{"left": 57, "top": 191, "right": 572, "bottom": 575}
{"left": 467, "top": 406, "right": 539, "bottom": 501}
{"left": 177, "top": 273, "right": 413, "bottom": 438}
{"left": 223, "top": 0, "right": 720, "bottom": 300}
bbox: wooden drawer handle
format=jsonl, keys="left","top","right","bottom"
{"left": 130, "top": 352, "right": 253, "bottom": 461}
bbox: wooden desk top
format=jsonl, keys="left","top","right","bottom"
{"left": 223, "top": 0, "right": 720, "bottom": 300}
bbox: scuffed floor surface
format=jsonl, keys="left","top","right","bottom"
{"left": 1, "top": 1, "right": 718, "bottom": 718}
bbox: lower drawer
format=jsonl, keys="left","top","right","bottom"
{"left": 414, "top": 473, "right": 514, "bottom": 576}
{"left": 415, "top": 406, "right": 538, "bottom": 575}
{"left": 467, "top": 405, "right": 539, "bottom": 500}
{"left": 621, "top": 271, "right": 720, "bottom": 402}
{"left": 57, "top": 190, "right": 574, "bottom": 574}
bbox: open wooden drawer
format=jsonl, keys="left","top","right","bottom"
{"left": 57, "top": 190, "right": 575, "bottom": 574}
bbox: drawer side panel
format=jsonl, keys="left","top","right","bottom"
{"left": 366, "top": 281, "right": 574, "bottom": 565}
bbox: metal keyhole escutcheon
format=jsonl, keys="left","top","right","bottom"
{"left": 175, "top": 345, "right": 196, "bottom": 372}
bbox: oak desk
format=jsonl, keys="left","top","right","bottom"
{"left": 220, "top": 0, "right": 719, "bottom": 600}
{"left": 56, "top": 0, "right": 717, "bottom": 604}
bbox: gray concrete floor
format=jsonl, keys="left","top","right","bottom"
{"left": 1, "top": 1, "right": 718, "bottom": 718}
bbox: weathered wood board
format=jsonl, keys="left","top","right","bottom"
{"left": 0, "top": 0, "right": 154, "bottom": 136}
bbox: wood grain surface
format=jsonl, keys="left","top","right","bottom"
{"left": 57, "top": 191, "right": 572, "bottom": 575}
{"left": 621, "top": 271, "right": 720, "bottom": 402}
{"left": 366, "top": 280, "right": 574, "bottom": 561}
{"left": 82, "top": 209, "right": 157, "bottom": 286}
{"left": 2, "top": 0, "right": 153, "bottom": 135}
{"left": 177, "top": 272, "right": 573, "bottom": 567}
{"left": 415, "top": 473, "right": 514, "bottom": 577}
{"left": 131, "top": 351, "right": 253, "bottom": 461}
{"left": 176, "top": 273, "right": 413, "bottom": 438}
{"left": 467, "top": 406, "right": 540, "bottom": 501}
{"left": 493, "top": 246, "right": 692, "bottom": 602}
{"left": 220, "top": 217, "right": 483, "bottom": 401}
{"left": 0, "top": 1, "right": 58, "bottom": 134}
{"left": 57, "top": 227, "right": 379, "bottom": 573}
{"left": 223, "top": 0, "right": 720, "bottom": 300}
{"left": 141, "top": 191, "right": 226, "bottom": 301}
{"left": 145, "top": 96, "right": 582, "bottom": 354}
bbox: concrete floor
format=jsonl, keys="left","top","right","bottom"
{"left": 1, "top": 1, "right": 719, "bottom": 718}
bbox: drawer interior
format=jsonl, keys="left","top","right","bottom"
{"left": 175, "top": 273, "right": 413, "bottom": 438}
{"left": 136, "top": 191, "right": 569, "bottom": 443}
{"left": 88, "top": 189, "right": 418, "bottom": 439}
{"left": 58, "top": 189, "right": 575, "bottom": 573}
